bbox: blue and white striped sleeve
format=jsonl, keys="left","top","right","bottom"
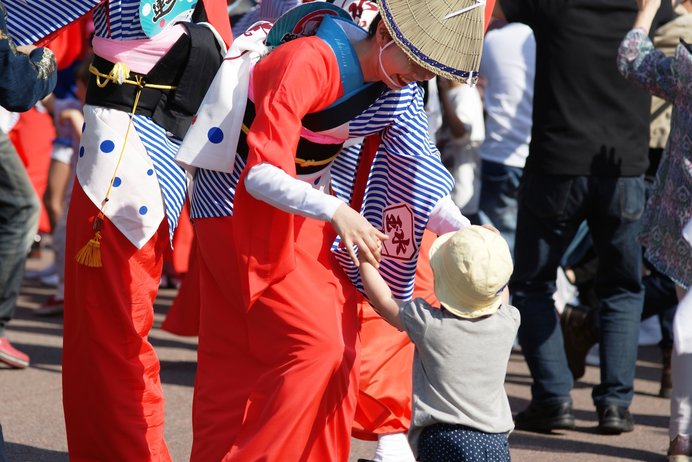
{"left": 377, "top": 85, "right": 455, "bottom": 218}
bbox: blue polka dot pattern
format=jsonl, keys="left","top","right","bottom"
{"left": 139, "top": 206, "right": 148, "bottom": 215}
{"left": 79, "top": 146, "right": 85, "bottom": 158}
{"left": 81, "top": 122, "right": 86, "bottom": 133}
{"left": 113, "top": 177, "right": 122, "bottom": 187}
{"left": 147, "top": 169, "right": 154, "bottom": 176}
{"left": 207, "top": 127, "right": 224, "bottom": 144}
{"left": 100, "top": 140, "right": 115, "bottom": 153}
{"left": 418, "top": 423, "right": 510, "bottom": 462}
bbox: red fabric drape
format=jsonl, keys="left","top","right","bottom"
{"left": 63, "top": 181, "right": 172, "bottom": 461}
{"left": 202, "top": 0, "right": 233, "bottom": 47}
{"left": 42, "top": 15, "right": 91, "bottom": 70}
{"left": 9, "top": 107, "right": 56, "bottom": 233}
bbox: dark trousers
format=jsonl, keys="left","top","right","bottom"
{"left": 418, "top": 423, "right": 511, "bottom": 462}
{"left": 510, "top": 173, "right": 645, "bottom": 408}
{"left": 479, "top": 159, "right": 523, "bottom": 254}
{"left": 0, "top": 423, "right": 7, "bottom": 462}
{"left": 0, "top": 131, "right": 39, "bottom": 337}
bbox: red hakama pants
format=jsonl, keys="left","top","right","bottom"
{"left": 63, "top": 181, "right": 172, "bottom": 462}
{"left": 192, "top": 215, "right": 360, "bottom": 462}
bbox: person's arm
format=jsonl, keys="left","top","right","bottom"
{"left": 427, "top": 194, "right": 471, "bottom": 235}
{"left": 43, "top": 158, "right": 72, "bottom": 231}
{"left": 437, "top": 79, "right": 469, "bottom": 139}
{"left": 0, "top": 13, "right": 57, "bottom": 112}
{"left": 618, "top": 0, "right": 680, "bottom": 102}
{"left": 634, "top": 0, "right": 662, "bottom": 32}
{"left": 244, "top": 163, "right": 386, "bottom": 267}
{"left": 359, "top": 260, "right": 405, "bottom": 330}
{"left": 245, "top": 38, "right": 388, "bottom": 268}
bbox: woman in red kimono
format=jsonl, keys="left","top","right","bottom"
{"left": 184, "top": 1, "right": 488, "bottom": 460}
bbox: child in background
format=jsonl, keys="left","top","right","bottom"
{"left": 35, "top": 58, "right": 90, "bottom": 317}
{"left": 358, "top": 225, "right": 520, "bottom": 461}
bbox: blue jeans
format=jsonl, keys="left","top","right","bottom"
{"left": 478, "top": 160, "right": 523, "bottom": 254}
{"left": 0, "top": 131, "right": 40, "bottom": 337}
{"left": 0, "top": 422, "right": 7, "bottom": 462}
{"left": 510, "top": 173, "right": 644, "bottom": 408}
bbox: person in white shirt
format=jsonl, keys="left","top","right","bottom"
{"left": 478, "top": 16, "right": 535, "bottom": 252}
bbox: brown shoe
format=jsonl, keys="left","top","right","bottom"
{"left": 667, "top": 434, "right": 692, "bottom": 461}
{"left": 561, "top": 304, "right": 598, "bottom": 380}
{"left": 660, "top": 347, "right": 673, "bottom": 398}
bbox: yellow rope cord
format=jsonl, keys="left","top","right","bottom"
{"left": 241, "top": 124, "right": 339, "bottom": 168}
{"left": 88, "top": 63, "right": 177, "bottom": 91}
{"left": 77, "top": 62, "right": 170, "bottom": 267}
{"left": 101, "top": 80, "right": 143, "bottom": 208}
{"left": 294, "top": 152, "right": 340, "bottom": 167}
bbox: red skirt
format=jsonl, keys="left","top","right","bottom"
{"left": 63, "top": 181, "right": 171, "bottom": 461}
{"left": 192, "top": 215, "right": 360, "bottom": 462}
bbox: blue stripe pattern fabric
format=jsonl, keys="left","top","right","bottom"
{"left": 331, "top": 86, "right": 454, "bottom": 300}
{"left": 3, "top": 0, "right": 99, "bottom": 46}
{"left": 132, "top": 116, "right": 186, "bottom": 244}
{"left": 93, "top": 0, "right": 149, "bottom": 40}
{"left": 190, "top": 155, "right": 246, "bottom": 218}
{"left": 192, "top": 83, "right": 453, "bottom": 300}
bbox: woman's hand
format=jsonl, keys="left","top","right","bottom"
{"left": 332, "top": 203, "right": 388, "bottom": 268}
{"left": 16, "top": 45, "right": 37, "bottom": 56}
{"left": 634, "top": 0, "right": 661, "bottom": 32}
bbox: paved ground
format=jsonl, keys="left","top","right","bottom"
{"left": 0, "top": 250, "right": 672, "bottom": 461}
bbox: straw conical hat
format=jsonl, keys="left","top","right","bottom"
{"left": 378, "top": 0, "right": 485, "bottom": 83}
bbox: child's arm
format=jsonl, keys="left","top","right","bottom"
{"left": 359, "top": 261, "right": 405, "bottom": 331}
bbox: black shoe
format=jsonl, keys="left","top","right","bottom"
{"left": 561, "top": 303, "right": 598, "bottom": 380}
{"left": 514, "top": 402, "right": 576, "bottom": 433}
{"left": 597, "top": 405, "right": 634, "bottom": 434}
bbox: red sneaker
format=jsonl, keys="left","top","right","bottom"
{"left": 0, "top": 337, "right": 30, "bottom": 369}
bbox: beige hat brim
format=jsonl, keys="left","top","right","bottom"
{"left": 378, "top": 0, "right": 485, "bottom": 83}
{"left": 429, "top": 231, "right": 502, "bottom": 319}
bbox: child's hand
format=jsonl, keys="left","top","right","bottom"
{"left": 480, "top": 223, "right": 500, "bottom": 235}
{"left": 358, "top": 238, "right": 383, "bottom": 265}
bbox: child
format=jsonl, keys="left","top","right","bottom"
{"left": 35, "top": 57, "right": 90, "bottom": 317}
{"left": 359, "top": 225, "right": 520, "bottom": 461}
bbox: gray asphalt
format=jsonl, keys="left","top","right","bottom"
{"left": 0, "top": 251, "right": 671, "bottom": 461}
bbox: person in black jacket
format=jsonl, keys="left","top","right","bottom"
{"left": 0, "top": 1, "right": 56, "bottom": 460}
{"left": 0, "top": 0, "right": 56, "bottom": 370}
{"left": 495, "top": 0, "right": 672, "bottom": 435}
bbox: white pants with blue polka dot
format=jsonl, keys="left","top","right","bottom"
{"left": 418, "top": 423, "right": 511, "bottom": 461}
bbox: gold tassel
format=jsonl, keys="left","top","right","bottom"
{"left": 75, "top": 214, "right": 104, "bottom": 268}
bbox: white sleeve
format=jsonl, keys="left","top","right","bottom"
{"left": 426, "top": 194, "right": 470, "bottom": 235}
{"left": 244, "top": 162, "right": 344, "bottom": 221}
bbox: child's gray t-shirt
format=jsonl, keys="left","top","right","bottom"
{"left": 400, "top": 298, "right": 520, "bottom": 456}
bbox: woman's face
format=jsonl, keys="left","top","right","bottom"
{"left": 376, "top": 22, "right": 435, "bottom": 89}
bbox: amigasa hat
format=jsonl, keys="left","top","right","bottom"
{"left": 378, "top": 0, "right": 486, "bottom": 83}
{"left": 429, "top": 225, "right": 513, "bottom": 319}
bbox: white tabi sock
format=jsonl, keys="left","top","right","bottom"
{"left": 373, "top": 432, "right": 415, "bottom": 462}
